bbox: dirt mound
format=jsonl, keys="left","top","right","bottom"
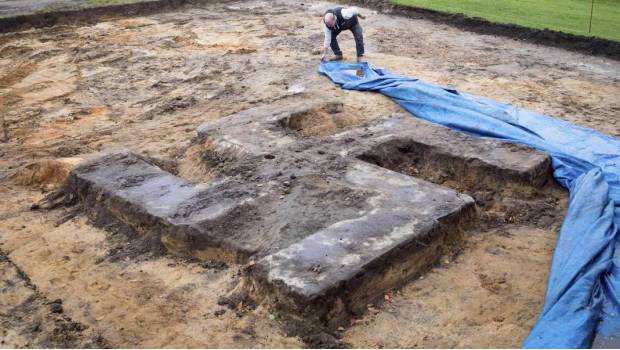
{"left": 12, "top": 158, "right": 80, "bottom": 191}
{"left": 280, "top": 102, "right": 365, "bottom": 136}
{"left": 176, "top": 143, "right": 214, "bottom": 183}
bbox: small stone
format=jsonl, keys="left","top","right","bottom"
{"left": 492, "top": 315, "right": 505, "bottom": 323}
{"left": 49, "top": 303, "right": 63, "bottom": 314}
{"left": 201, "top": 260, "right": 228, "bottom": 271}
{"left": 325, "top": 102, "right": 344, "bottom": 114}
{"left": 309, "top": 264, "right": 322, "bottom": 273}
{"left": 485, "top": 247, "right": 502, "bottom": 255}
{"left": 350, "top": 318, "right": 363, "bottom": 326}
{"left": 214, "top": 309, "right": 226, "bottom": 317}
{"left": 287, "top": 84, "right": 305, "bottom": 94}
{"left": 538, "top": 215, "right": 554, "bottom": 227}
{"left": 241, "top": 325, "right": 256, "bottom": 335}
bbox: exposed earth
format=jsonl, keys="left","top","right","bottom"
{"left": 1, "top": 0, "right": 619, "bottom": 348}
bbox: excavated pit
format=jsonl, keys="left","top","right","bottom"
{"left": 52, "top": 100, "right": 554, "bottom": 330}
{"left": 357, "top": 137, "right": 550, "bottom": 195}
{"left": 352, "top": 115, "right": 552, "bottom": 196}
{"left": 278, "top": 101, "right": 365, "bottom": 136}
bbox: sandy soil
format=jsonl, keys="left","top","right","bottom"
{"left": 0, "top": 0, "right": 618, "bottom": 347}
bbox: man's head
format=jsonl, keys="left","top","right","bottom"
{"left": 324, "top": 13, "right": 336, "bottom": 28}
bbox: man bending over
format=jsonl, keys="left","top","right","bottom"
{"left": 321, "top": 6, "right": 366, "bottom": 63}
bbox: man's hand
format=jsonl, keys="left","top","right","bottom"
{"left": 357, "top": 12, "right": 366, "bottom": 20}
{"left": 320, "top": 48, "right": 328, "bottom": 62}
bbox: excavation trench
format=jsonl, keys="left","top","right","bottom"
{"left": 357, "top": 138, "right": 552, "bottom": 195}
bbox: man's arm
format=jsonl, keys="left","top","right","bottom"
{"left": 321, "top": 23, "right": 331, "bottom": 61}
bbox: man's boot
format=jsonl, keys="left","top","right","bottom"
{"left": 330, "top": 55, "right": 344, "bottom": 62}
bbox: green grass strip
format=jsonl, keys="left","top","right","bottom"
{"left": 391, "top": 0, "right": 620, "bottom": 41}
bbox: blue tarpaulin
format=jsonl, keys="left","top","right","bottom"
{"left": 319, "top": 62, "right": 620, "bottom": 348}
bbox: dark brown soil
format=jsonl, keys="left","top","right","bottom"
{"left": 0, "top": 251, "right": 109, "bottom": 348}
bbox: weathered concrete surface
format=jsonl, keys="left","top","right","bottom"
{"left": 205, "top": 103, "right": 550, "bottom": 189}
{"left": 254, "top": 160, "right": 474, "bottom": 328}
{"left": 64, "top": 148, "right": 373, "bottom": 261}
{"left": 195, "top": 103, "right": 550, "bottom": 195}
{"left": 58, "top": 100, "right": 552, "bottom": 327}
{"left": 63, "top": 152, "right": 261, "bottom": 262}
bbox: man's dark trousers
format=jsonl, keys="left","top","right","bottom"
{"left": 330, "top": 23, "right": 364, "bottom": 58}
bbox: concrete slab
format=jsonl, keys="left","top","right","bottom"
{"left": 253, "top": 160, "right": 475, "bottom": 327}
{"left": 65, "top": 148, "right": 474, "bottom": 327}
{"left": 59, "top": 101, "right": 551, "bottom": 327}
{"left": 196, "top": 106, "right": 550, "bottom": 195}
{"left": 64, "top": 152, "right": 261, "bottom": 262}
{"left": 64, "top": 150, "right": 374, "bottom": 261}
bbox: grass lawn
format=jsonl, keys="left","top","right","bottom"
{"left": 391, "top": 0, "right": 620, "bottom": 41}
{"left": 32, "top": 0, "right": 155, "bottom": 15}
